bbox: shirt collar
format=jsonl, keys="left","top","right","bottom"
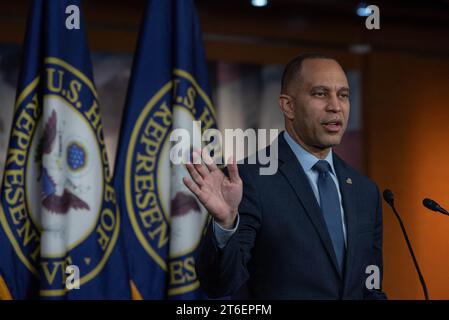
{"left": 283, "top": 131, "right": 336, "bottom": 175}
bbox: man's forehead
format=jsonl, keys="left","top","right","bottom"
{"left": 299, "top": 59, "right": 349, "bottom": 87}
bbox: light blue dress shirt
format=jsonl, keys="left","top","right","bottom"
{"left": 213, "top": 131, "right": 347, "bottom": 248}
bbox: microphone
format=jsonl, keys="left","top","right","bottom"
{"left": 383, "top": 189, "right": 429, "bottom": 300}
{"left": 383, "top": 189, "right": 394, "bottom": 206}
{"left": 423, "top": 198, "right": 449, "bottom": 216}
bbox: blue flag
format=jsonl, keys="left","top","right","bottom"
{"left": 0, "top": 0, "right": 130, "bottom": 299}
{"left": 114, "top": 0, "right": 217, "bottom": 299}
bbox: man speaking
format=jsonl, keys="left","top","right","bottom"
{"left": 183, "top": 53, "right": 387, "bottom": 299}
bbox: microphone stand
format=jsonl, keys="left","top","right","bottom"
{"left": 387, "top": 199, "right": 429, "bottom": 300}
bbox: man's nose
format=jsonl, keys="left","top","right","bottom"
{"left": 326, "top": 93, "right": 342, "bottom": 113}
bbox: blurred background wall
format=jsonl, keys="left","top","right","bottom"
{"left": 0, "top": 0, "right": 449, "bottom": 299}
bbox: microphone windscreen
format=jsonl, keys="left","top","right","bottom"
{"left": 423, "top": 198, "right": 438, "bottom": 212}
{"left": 383, "top": 189, "right": 394, "bottom": 205}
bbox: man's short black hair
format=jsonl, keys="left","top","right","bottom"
{"left": 281, "top": 53, "right": 336, "bottom": 94}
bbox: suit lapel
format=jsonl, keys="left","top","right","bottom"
{"left": 277, "top": 135, "right": 342, "bottom": 277}
{"left": 333, "top": 154, "right": 359, "bottom": 291}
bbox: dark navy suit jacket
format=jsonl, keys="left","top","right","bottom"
{"left": 197, "top": 133, "right": 387, "bottom": 299}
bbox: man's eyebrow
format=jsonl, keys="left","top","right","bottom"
{"left": 310, "top": 85, "right": 350, "bottom": 91}
{"left": 310, "top": 85, "right": 330, "bottom": 91}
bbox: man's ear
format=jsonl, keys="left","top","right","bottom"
{"left": 279, "top": 94, "right": 295, "bottom": 120}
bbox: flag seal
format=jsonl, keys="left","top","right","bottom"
{"left": 0, "top": 57, "right": 120, "bottom": 297}
{"left": 125, "top": 69, "right": 216, "bottom": 295}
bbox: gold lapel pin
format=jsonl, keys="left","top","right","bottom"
{"left": 346, "top": 178, "right": 352, "bottom": 184}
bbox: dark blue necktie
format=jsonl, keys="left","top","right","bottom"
{"left": 313, "top": 160, "right": 346, "bottom": 272}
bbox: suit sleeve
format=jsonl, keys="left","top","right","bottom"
{"left": 363, "top": 185, "right": 388, "bottom": 300}
{"left": 196, "top": 165, "right": 261, "bottom": 298}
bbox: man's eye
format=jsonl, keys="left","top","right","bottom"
{"left": 312, "top": 92, "right": 326, "bottom": 97}
{"left": 339, "top": 93, "right": 349, "bottom": 99}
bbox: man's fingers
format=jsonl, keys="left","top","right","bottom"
{"left": 183, "top": 177, "right": 209, "bottom": 204}
{"left": 227, "top": 155, "right": 241, "bottom": 183}
{"left": 183, "top": 177, "right": 203, "bottom": 198}
{"left": 201, "top": 149, "right": 219, "bottom": 172}
{"left": 185, "top": 163, "right": 204, "bottom": 186}
{"left": 191, "top": 152, "right": 209, "bottom": 179}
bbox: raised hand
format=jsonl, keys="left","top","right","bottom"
{"left": 183, "top": 150, "right": 242, "bottom": 229}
